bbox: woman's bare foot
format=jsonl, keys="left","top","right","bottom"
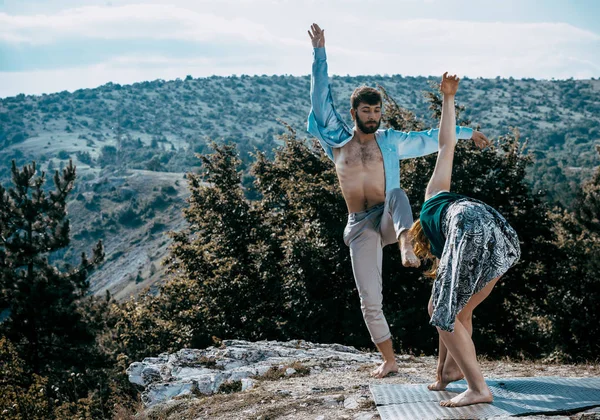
{"left": 371, "top": 360, "right": 399, "bottom": 378}
{"left": 428, "top": 377, "right": 445, "bottom": 391}
{"left": 440, "top": 388, "right": 493, "bottom": 407}
{"left": 428, "top": 367, "right": 465, "bottom": 391}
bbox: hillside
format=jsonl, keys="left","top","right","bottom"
{"left": 1, "top": 74, "right": 599, "bottom": 299}
{"left": 2, "top": 74, "right": 599, "bottom": 194}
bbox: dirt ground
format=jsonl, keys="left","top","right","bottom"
{"left": 138, "top": 354, "right": 600, "bottom": 420}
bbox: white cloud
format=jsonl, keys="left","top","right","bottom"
{"left": 333, "top": 18, "right": 599, "bottom": 52}
{"left": 2, "top": 4, "right": 597, "bottom": 53}
{"left": 0, "top": 3, "right": 599, "bottom": 96}
{"left": 322, "top": 19, "right": 600, "bottom": 79}
{"left": 0, "top": 4, "right": 275, "bottom": 44}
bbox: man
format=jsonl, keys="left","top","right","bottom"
{"left": 306, "top": 23, "right": 491, "bottom": 378}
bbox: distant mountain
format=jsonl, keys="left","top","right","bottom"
{"left": 1, "top": 74, "right": 598, "bottom": 299}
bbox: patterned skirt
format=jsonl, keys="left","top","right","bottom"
{"left": 430, "top": 199, "right": 521, "bottom": 332}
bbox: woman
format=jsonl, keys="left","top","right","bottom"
{"left": 409, "top": 73, "right": 521, "bottom": 407}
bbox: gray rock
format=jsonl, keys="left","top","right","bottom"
{"left": 210, "top": 372, "right": 226, "bottom": 392}
{"left": 276, "top": 389, "right": 292, "bottom": 396}
{"left": 222, "top": 360, "right": 247, "bottom": 370}
{"left": 241, "top": 378, "right": 256, "bottom": 391}
{"left": 353, "top": 413, "right": 377, "bottom": 420}
{"left": 255, "top": 365, "right": 272, "bottom": 376}
{"left": 312, "top": 386, "right": 345, "bottom": 393}
{"left": 142, "top": 381, "right": 195, "bottom": 406}
{"left": 142, "top": 354, "right": 169, "bottom": 364}
{"left": 194, "top": 376, "right": 215, "bottom": 395}
{"left": 344, "top": 396, "right": 359, "bottom": 410}
{"left": 228, "top": 368, "right": 256, "bottom": 381}
{"left": 128, "top": 339, "right": 376, "bottom": 407}
{"left": 328, "top": 343, "right": 361, "bottom": 354}
{"left": 171, "top": 366, "right": 216, "bottom": 382}
{"left": 320, "top": 394, "right": 344, "bottom": 408}
{"left": 141, "top": 366, "right": 162, "bottom": 385}
{"left": 126, "top": 362, "right": 145, "bottom": 386}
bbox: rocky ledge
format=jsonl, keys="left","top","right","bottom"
{"left": 127, "top": 339, "right": 380, "bottom": 408}
{"left": 127, "top": 340, "right": 600, "bottom": 420}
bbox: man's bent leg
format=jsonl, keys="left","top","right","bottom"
{"left": 380, "top": 188, "right": 419, "bottom": 267}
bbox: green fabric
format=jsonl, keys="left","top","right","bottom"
{"left": 419, "top": 192, "right": 465, "bottom": 258}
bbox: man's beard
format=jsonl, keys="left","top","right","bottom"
{"left": 355, "top": 114, "right": 381, "bottom": 134}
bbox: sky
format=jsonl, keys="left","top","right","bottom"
{"left": 0, "top": 0, "right": 599, "bottom": 97}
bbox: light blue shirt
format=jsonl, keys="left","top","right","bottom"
{"left": 307, "top": 47, "right": 473, "bottom": 194}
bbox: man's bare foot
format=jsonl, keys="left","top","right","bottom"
{"left": 398, "top": 232, "right": 420, "bottom": 268}
{"left": 440, "top": 388, "right": 493, "bottom": 407}
{"left": 371, "top": 360, "right": 398, "bottom": 378}
{"left": 428, "top": 368, "right": 464, "bottom": 391}
{"left": 400, "top": 245, "right": 420, "bottom": 268}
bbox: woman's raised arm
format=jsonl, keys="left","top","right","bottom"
{"left": 424, "top": 72, "right": 460, "bottom": 201}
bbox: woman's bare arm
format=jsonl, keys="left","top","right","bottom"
{"left": 424, "top": 73, "right": 459, "bottom": 201}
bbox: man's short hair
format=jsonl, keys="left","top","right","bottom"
{"left": 350, "top": 86, "right": 382, "bottom": 110}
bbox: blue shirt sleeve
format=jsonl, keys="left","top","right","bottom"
{"left": 391, "top": 126, "right": 474, "bottom": 159}
{"left": 307, "top": 47, "right": 353, "bottom": 160}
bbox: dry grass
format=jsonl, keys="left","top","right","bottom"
{"left": 256, "top": 361, "right": 311, "bottom": 381}
{"left": 141, "top": 390, "right": 288, "bottom": 420}
{"left": 217, "top": 380, "right": 243, "bottom": 394}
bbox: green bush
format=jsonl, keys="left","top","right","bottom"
{"left": 57, "top": 150, "right": 70, "bottom": 160}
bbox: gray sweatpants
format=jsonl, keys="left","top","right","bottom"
{"left": 342, "top": 188, "right": 414, "bottom": 344}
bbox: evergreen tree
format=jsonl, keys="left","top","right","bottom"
{"left": 0, "top": 160, "right": 104, "bottom": 387}
{"left": 545, "top": 145, "right": 600, "bottom": 360}
{"left": 164, "top": 143, "right": 285, "bottom": 346}
{"left": 574, "top": 145, "right": 600, "bottom": 232}
{"left": 252, "top": 125, "right": 363, "bottom": 345}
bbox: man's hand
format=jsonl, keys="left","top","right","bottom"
{"left": 471, "top": 131, "right": 491, "bottom": 149}
{"left": 440, "top": 72, "right": 459, "bottom": 96}
{"left": 308, "top": 23, "right": 325, "bottom": 48}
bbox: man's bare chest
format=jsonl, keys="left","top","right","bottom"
{"left": 337, "top": 140, "right": 384, "bottom": 168}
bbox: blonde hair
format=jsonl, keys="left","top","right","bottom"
{"left": 409, "top": 219, "right": 439, "bottom": 279}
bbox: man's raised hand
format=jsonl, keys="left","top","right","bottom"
{"left": 308, "top": 23, "right": 325, "bottom": 48}
{"left": 440, "top": 72, "right": 459, "bottom": 96}
{"left": 471, "top": 131, "right": 492, "bottom": 149}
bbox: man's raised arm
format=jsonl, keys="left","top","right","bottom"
{"left": 307, "top": 23, "right": 352, "bottom": 159}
